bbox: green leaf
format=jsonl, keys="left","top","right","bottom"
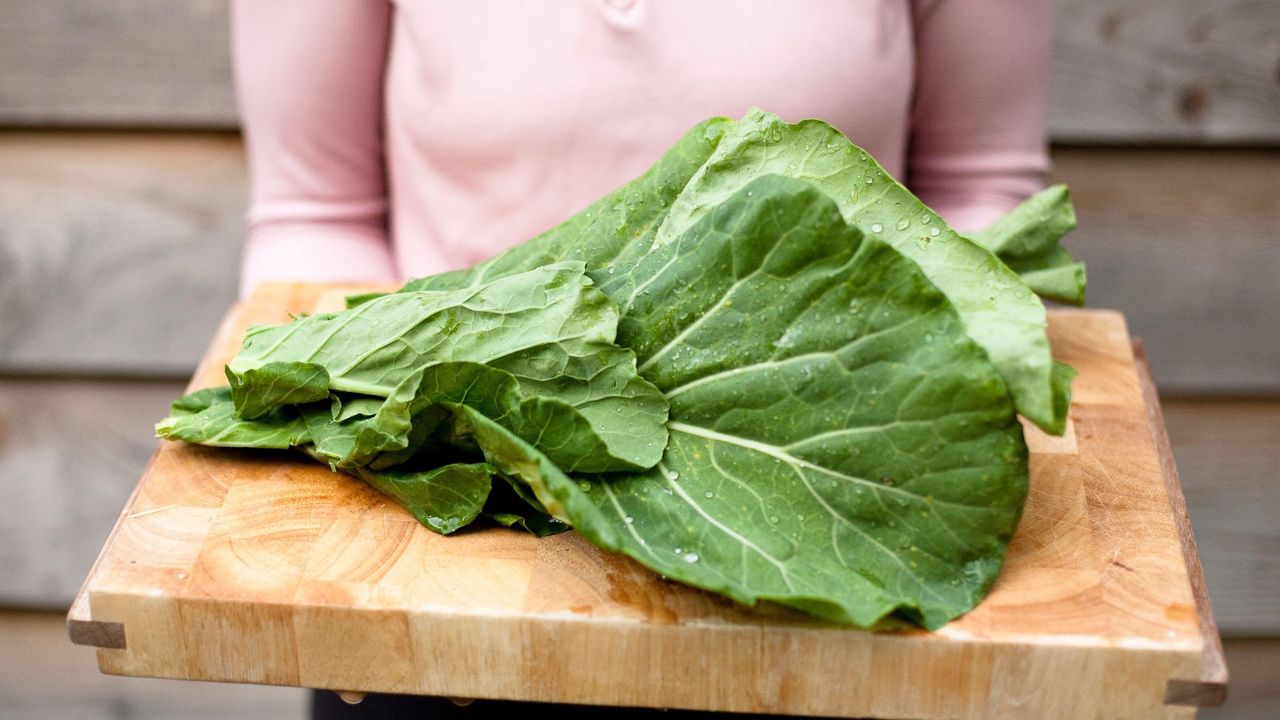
{"left": 970, "top": 184, "right": 1076, "bottom": 259}
{"left": 417, "top": 178, "right": 1028, "bottom": 628}
{"left": 335, "top": 362, "right": 515, "bottom": 468}
{"left": 226, "top": 361, "right": 330, "bottom": 419}
{"left": 970, "top": 184, "right": 1085, "bottom": 305}
{"left": 494, "top": 468, "right": 554, "bottom": 516}
{"left": 1012, "top": 260, "right": 1088, "bottom": 307}
{"left": 354, "top": 461, "right": 492, "bottom": 536}
{"left": 331, "top": 394, "right": 383, "bottom": 422}
{"left": 582, "top": 176, "right": 1029, "bottom": 629}
{"left": 651, "top": 109, "right": 1070, "bottom": 435}
{"left": 229, "top": 263, "right": 668, "bottom": 471}
{"left": 168, "top": 386, "right": 231, "bottom": 415}
{"left": 155, "top": 387, "right": 311, "bottom": 448}
{"left": 298, "top": 444, "right": 492, "bottom": 535}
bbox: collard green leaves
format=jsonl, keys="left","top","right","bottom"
{"left": 159, "top": 109, "right": 1085, "bottom": 629}
{"left": 156, "top": 387, "right": 309, "bottom": 448}
{"left": 481, "top": 177, "right": 1027, "bottom": 629}
{"left": 159, "top": 263, "right": 667, "bottom": 536}
{"left": 227, "top": 262, "right": 668, "bottom": 471}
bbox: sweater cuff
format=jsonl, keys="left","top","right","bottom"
{"left": 239, "top": 221, "right": 397, "bottom": 298}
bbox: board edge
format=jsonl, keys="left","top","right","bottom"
{"left": 1134, "top": 340, "right": 1229, "bottom": 708}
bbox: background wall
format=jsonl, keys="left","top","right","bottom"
{"left": 0, "top": 1, "right": 1276, "bottom": 718}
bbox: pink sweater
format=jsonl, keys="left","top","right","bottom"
{"left": 233, "top": 0, "right": 1050, "bottom": 295}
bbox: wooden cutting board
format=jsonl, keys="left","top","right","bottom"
{"left": 68, "top": 283, "right": 1226, "bottom": 720}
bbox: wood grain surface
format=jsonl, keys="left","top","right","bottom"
{"left": 66, "top": 285, "right": 1224, "bottom": 719}
{"left": 30, "top": 611, "right": 1280, "bottom": 720}
{"left": 4, "top": 1, "right": 1278, "bottom": 143}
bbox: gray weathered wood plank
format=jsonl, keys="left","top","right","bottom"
{"left": 1050, "top": 146, "right": 1280, "bottom": 393}
{"left": 2, "top": 0, "right": 1278, "bottom": 142}
{"left": 0, "top": 0, "right": 237, "bottom": 127}
{"left": 1163, "top": 399, "right": 1280, "bottom": 638}
{"left": 1050, "top": 0, "right": 1280, "bottom": 143}
{"left": 0, "top": 132, "right": 243, "bottom": 375}
{"left": 1, "top": 610, "right": 308, "bottom": 720}
{"left": 2, "top": 378, "right": 1275, "bottom": 635}
{"left": 0, "top": 378, "right": 186, "bottom": 608}
{"left": 1200, "top": 640, "right": 1280, "bottom": 720}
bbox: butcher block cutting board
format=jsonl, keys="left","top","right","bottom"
{"left": 69, "top": 283, "right": 1226, "bottom": 720}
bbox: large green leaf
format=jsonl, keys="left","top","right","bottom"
{"left": 652, "top": 109, "right": 1068, "bottom": 434}
{"left": 227, "top": 263, "right": 668, "bottom": 471}
{"left": 442, "top": 177, "right": 1027, "bottom": 629}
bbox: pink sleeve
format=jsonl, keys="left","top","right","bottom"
{"left": 232, "top": 0, "right": 397, "bottom": 297}
{"left": 907, "top": 0, "right": 1050, "bottom": 234}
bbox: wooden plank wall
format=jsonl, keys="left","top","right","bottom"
{"left": 1049, "top": 148, "right": 1280, "bottom": 392}
{"left": 1049, "top": 0, "right": 1280, "bottom": 143}
{"left": 0, "top": 133, "right": 243, "bottom": 375}
{"left": 5, "top": 138, "right": 1275, "bottom": 387}
{"left": 0, "top": 1, "right": 237, "bottom": 127}
{"left": 0, "top": 0, "right": 1276, "bottom": 689}
{"left": 1, "top": 611, "right": 308, "bottom": 719}
{"left": 4, "top": 1, "right": 1278, "bottom": 141}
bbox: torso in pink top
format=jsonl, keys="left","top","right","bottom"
{"left": 233, "top": 0, "right": 1049, "bottom": 295}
